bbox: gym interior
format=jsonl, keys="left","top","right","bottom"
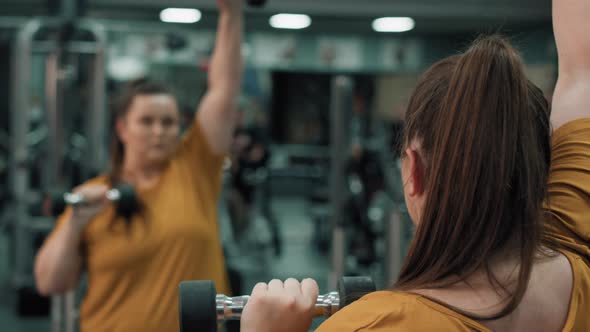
{"left": 0, "top": 0, "right": 556, "bottom": 331}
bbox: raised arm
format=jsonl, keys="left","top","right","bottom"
{"left": 196, "top": 0, "right": 244, "bottom": 155}
{"left": 551, "top": 0, "right": 590, "bottom": 130}
{"left": 542, "top": 0, "right": 590, "bottom": 257}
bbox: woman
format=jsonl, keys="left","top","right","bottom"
{"left": 34, "top": 1, "right": 244, "bottom": 331}
{"left": 240, "top": 0, "right": 590, "bottom": 331}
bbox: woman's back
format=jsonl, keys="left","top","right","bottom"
{"left": 419, "top": 251, "right": 573, "bottom": 332}
{"left": 317, "top": 249, "right": 585, "bottom": 332}
{"left": 316, "top": 118, "right": 590, "bottom": 332}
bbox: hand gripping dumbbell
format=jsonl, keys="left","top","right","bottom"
{"left": 178, "top": 276, "right": 376, "bottom": 332}
{"left": 47, "top": 184, "right": 138, "bottom": 217}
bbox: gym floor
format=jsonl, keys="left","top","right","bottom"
{"left": 0, "top": 196, "right": 331, "bottom": 331}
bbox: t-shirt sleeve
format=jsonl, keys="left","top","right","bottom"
{"left": 174, "top": 120, "right": 226, "bottom": 197}
{"left": 315, "top": 298, "right": 403, "bottom": 332}
{"left": 543, "top": 118, "right": 590, "bottom": 259}
{"left": 315, "top": 293, "right": 469, "bottom": 332}
{"left": 45, "top": 207, "right": 75, "bottom": 241}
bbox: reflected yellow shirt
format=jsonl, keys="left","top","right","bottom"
{"left": 49, "top": 122, "right": 230, "bottom": 332}
{"left": 318, "top": 119, "right": 590, "bottom": 332}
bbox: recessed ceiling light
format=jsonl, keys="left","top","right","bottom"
{"left": 372, "top": 17, "right": 415, "bottom": 33}
{"left": 270, "top": 14, "right": 312, "bottom": 30}
{"left": 160, "top": 8, "right": 202, "bottom": 24}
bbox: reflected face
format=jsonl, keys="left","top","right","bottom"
{"left": 118, "top": 94, "right": 181, "bottom": 165}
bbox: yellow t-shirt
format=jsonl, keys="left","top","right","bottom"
{"left": 49, "top": 122, "right": 230, "bottom": 332}
{"left": 317, "top": 118, "right": 590, "bottom": 332}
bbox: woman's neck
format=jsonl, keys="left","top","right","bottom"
{"left": 411, "top": 246, "right": 534, "bottom": 316}
{"left": 121, "top": 157, "right": 167, "bottom": 189}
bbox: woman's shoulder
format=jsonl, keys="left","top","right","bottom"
{"left": 552, "top": 117, "right": 590, "bottom": 145}
{"left": 560, "top": 249, "right": 590, "bottom": 290}
{"left": 316, "top": 291, "right": 480, "bottom": 332}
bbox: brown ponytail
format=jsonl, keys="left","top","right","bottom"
{"left": 395, "top": 35, "right": 552, "bottom": 320}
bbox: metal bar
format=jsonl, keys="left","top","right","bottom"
{"left": 33, "top": 42, "right": 101, "bottom": 55}
{"left": 65, "top": 43, "right": 102, "bottom": 54}
{"left": 51, "top": 295, "right": 63, "bottom": 332}
{"left": 10, "top": 19, "right": 68, "bottom": 332}
{"left": 385, "top": 208, "right": 403, "bottom": 284}
{"left": 0, "top": 17, "right": 27, "bottom": 28}
{"left": 61, "top": 0, "right": 78, "bottom": 21}
{"left": 82, "top": 21, "right": 108, "bottom": 178}
{"left": 43, "top": 32, "right": 67, "bottom": 332}
{"left": 328, "top": 76, "right": 353, "bottom": 290}
{"left": 31, "top": 45, "right": 56, "bottom": 54}
{"left": 0, "top": 16, "right": 196, "bottom": 33}
{"left": 64, "top": 291, "right": 76, "bottom": 332}
{"left": 80, "top": 17, "right": 204, "bottom": 34}
{"left": 10, "top": 19, "right": 42, "bottom": 288}
{"left": 43, "top": 50, "right": 61, "bottom": 190}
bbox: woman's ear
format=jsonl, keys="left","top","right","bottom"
{"left": 405, "top": 148, "right": 426, "bottom": 197}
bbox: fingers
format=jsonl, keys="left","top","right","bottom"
{"left": 241, "top": 277, "right": 317, "bottom": 332}
{"left": 284, "top": 278, "right": 301, "bottom": 297}
{"left": 70, "top": 185, "right": 110, "bottom": 222}
{"left": 267, "top": 279, "right": 284, "bottom": 295}
{"left": 75, "top": 185, "right": 109, "bottom": 203}
{"left": 301, "top": 278, "right": 319, "bottom": 306}
{"left": 301, "top": 278, "right": 319, "bottom": 298}
{"left": 252, "top": 278, "right": 318, "bottom": 300}
{"left": 74, "top": 184, "right": 108, "bottom": 194}
{"left": 250, "top": 282, "right": 268, "bottom": 297}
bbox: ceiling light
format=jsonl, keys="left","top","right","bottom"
{"left": 107, "top": 56, "right": 148, "bottom": 82}
{"left": 372, "top": 17, "right": 415, "bottom": 33}
{"left": 160, "top": 8, "right": 202, "bottom": 24}
{"left": 270, "top": 14, "right": 311, "bottom": 30}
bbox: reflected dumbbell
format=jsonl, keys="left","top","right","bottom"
{"left": 47, "top": 184, "right": 137, "bottom": 217}
{"left": 247, "top": 0, "right": 267, "bottom": 7}
{"left": 178, "top": 276, "right": 376, "bottom": 332}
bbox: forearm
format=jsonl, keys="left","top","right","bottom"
{"left": 553, "top": 0, "right": 590, "bottom": 76}
{"left": 551, "top": 0, "right": 590, "bottom": 129}
{"left": 195, "top": 3, "right": 244, "bottom": 155}
{"left": 34, "top": 216, "right": 84, "bottom": 295}
{"left": 209, "top": 7, "right": 244, "bottom": 96}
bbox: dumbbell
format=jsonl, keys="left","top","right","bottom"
{"left": 247, "top": 0, "right": 267, "bottom": 7}
{"left": 47, "top": 184, "right": 137, "bottom": 217}
{"left": 178, "top": 276, "right": 376, "bottom": 332}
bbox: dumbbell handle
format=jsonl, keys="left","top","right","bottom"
{"left": 216, "top": 292, "right": 340, "bottom": 322}
{"left": 63, "top": 188, "right": 121, "bottom": 206}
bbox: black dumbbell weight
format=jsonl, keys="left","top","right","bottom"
{"left": 178, "top": 276, "right": 376, "bottom": 332}
{"left": 247, "top": 0, "right": 267, "bottom": 7}
{"left": 48, "top": 184, "right": 137, "bottom": 217}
